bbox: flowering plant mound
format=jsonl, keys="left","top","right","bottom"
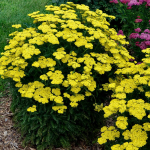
{"left": 0, "top": 2, "right": 132, "bottom": 113}
{"left": 98, "top": 48, "right": 150, "bottom": 150}
{"left": 0, "top": 2, "right": 134, "bottom": 150}
{"left": 94, "top": 1, "right": 150, "bottom": 150}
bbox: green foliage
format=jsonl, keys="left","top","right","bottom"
{"left": 0, "top": 77, "right": 9, "bottom": 97}
{"left": 0, "top": 0, "right": 52, "bottom": 54}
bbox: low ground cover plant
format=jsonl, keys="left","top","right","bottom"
{"left": 1, "top": 1, "right": 150, "bottom": 150}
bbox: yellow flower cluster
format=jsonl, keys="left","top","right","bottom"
{"left": 127, "top": 99, "right": 150, "bottom": 120}
{"left": 106, "top": 124, "right": 149, "bottom": 150}
{"left": 122, "top": 124, "right": 148, "bottom": 148}
{"left": 98, "top": 126, "right": 120, "bottom": 144}
{"left": 111, "top": 142, "right": 139, "bottom": 150}
{"left": 32, "top": 56, "right": 56, "bottom": 68}
{"left": 12, "top": 24, "right": 22, "bottom": 28}
{"left": 27, "top": 105, "right": 37, "bottom": 112}
{"left": 52, "top": 105, "right": 67, "bottom": 114}
{"left": 103, "top": 98, "right": 150, "bottom": 120}
{"left": 93, "top": 103, "right": 103, "bottom": 112}
{"left": 103, "top": 99, "right": 127, "bottom": 118}
{"left": 115, "top": 116, "right": 128, "bottom": 130}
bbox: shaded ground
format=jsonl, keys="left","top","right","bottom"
{"left": 0, "top": 91, "right": 24, "bottom": 150}
{"left": 0, "top": 89, "right": 104, "bottom": 150}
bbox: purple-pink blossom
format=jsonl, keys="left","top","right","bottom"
{"left": 129, "top": 33, "right": 140, "bottom": 39}
{"left": 128, "top": 0, "right": 141, "bottom": 6}
{"left": 140, "top": 33, "right": 150, "bottom": 40}
{"left": 110, "top": 0, "right": 118, "bottom": 3}
{"left": 139, "top": 41, "right": 147, "bottom": 49}
{"left": 135, "top": 19, "right": 143, "bottom": 23}
{"left": 146, "top": 0, "right": 150, "bottom": 6}
{"left": 117, "top": 30, "right": 124, "bottom": 35}
{"left": 120, "top": 0, "right": 130, "bottom": 4}
{"left": 145, "top": 41, "right": 150, "bottom": 46}
{"left": 135, "top": 41, "right": 140, "bottom": 46}
{"left": 135, "top": 28, "right": 141, "bottom": 32}
{"left": 144, "top": 29, "right": 150, "bottom": 33}
{"left": 146, "top": 35, "right": 150, "bottom": 40}
{"left": 118, "top": 0, "right": 150, "bottom": 7}
{"left": 139, "top": 0, "right": 144, "bottom": 3}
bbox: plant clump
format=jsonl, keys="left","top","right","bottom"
{"left": 0, "top": 2, "right": 135, "bottom": 150}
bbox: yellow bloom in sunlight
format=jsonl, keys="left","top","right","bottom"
{"left": 93, "top": 103, "right": 103, "bottom": 112}
{"left": 12, "top": 24, "right": 22, "bottom": 28}
{"left": 32, "top": 62, "right": 40, "bottom": 67}
{"left": 123, "top": 124, "right": 148, "bottom": 148}
{"left": 52, "top": 105, "right": 67, "bottom": 114}
{"left": 116, "top": 116, "right": 128, "bottom": 130}
{"left": 53, "top": 51, "right": 66, "bottom": 59}
{"left": 85, "top": 91, "right": 92, "bottom": 96}
{"left": 98, "top": 126, "right": 120, "bottom": 145}
{"left": 27, "top": 105, "right": 37, "bottom": 112}
{"left": 40, "top": 74, "right": 48, "bottom": 80}
{"left": 85, "top": 43, "right": 93, "bottom": 49}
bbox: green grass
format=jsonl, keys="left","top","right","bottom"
{"left": 0, "top": 0, "right": 52, "bottom": 93}
{"left": 0, "top": 0, "right": 52, "bottom": 53}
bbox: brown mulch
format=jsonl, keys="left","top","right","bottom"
{"left": 0, "top": 89, "right": 104, "bottom": 150}
{"left": 0, "top": 91, "right": 24, "bottom": 150}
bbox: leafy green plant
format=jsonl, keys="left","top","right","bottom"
{"left": 0, "top": 2, "right": 133, "bottom": 149}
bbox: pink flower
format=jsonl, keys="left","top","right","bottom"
{"left": 128, "top": 0, "right": 140, "bottom": 6}
{"left": 135, "top": 19, "right": 143, "bottom": 23}
{"left": 146, "top": 35, "right": 150, "bottom": 40}
{"left": 140, "top": 33, "right": 150, "bottom": 40}
{"left": 135, "top": 41, "right": 140, "bottom": 46}
{"left": 139, "top": 41, "right": 147, "bottom": 50}
{"left": 120, "top": 0, "right": 130, "bottom": 4}
{"left": 135, "top": 28, "right": 141, "bottom": 32}
{"left": 146, "top": 0, "right": 150, "bottom": 6}
{"left": 145, "top": 41, "right": 150, "bottom": 46}
{"left": 144, "top": 29, "right": 150, "bottom": 33}
{"left": 136, "top": 41, "right": 140, "bottom": 44}
{"left": 139, "top": 0, "right": 144, "bottom": 3}
{"left": 117, "top": 30, "right": 124, "bottom": 35}
{"left": 129, "top": 33, "right": 140, "bottom": 39}
{"left": 110, "top": 0, "right": 118, "bottom": 3}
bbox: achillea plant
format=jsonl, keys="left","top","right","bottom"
{"left": 0, "top": 2, "right": 133, "bottom": 150}
{"left": 99, "top": 48, "right": 150, "bottom": 149}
